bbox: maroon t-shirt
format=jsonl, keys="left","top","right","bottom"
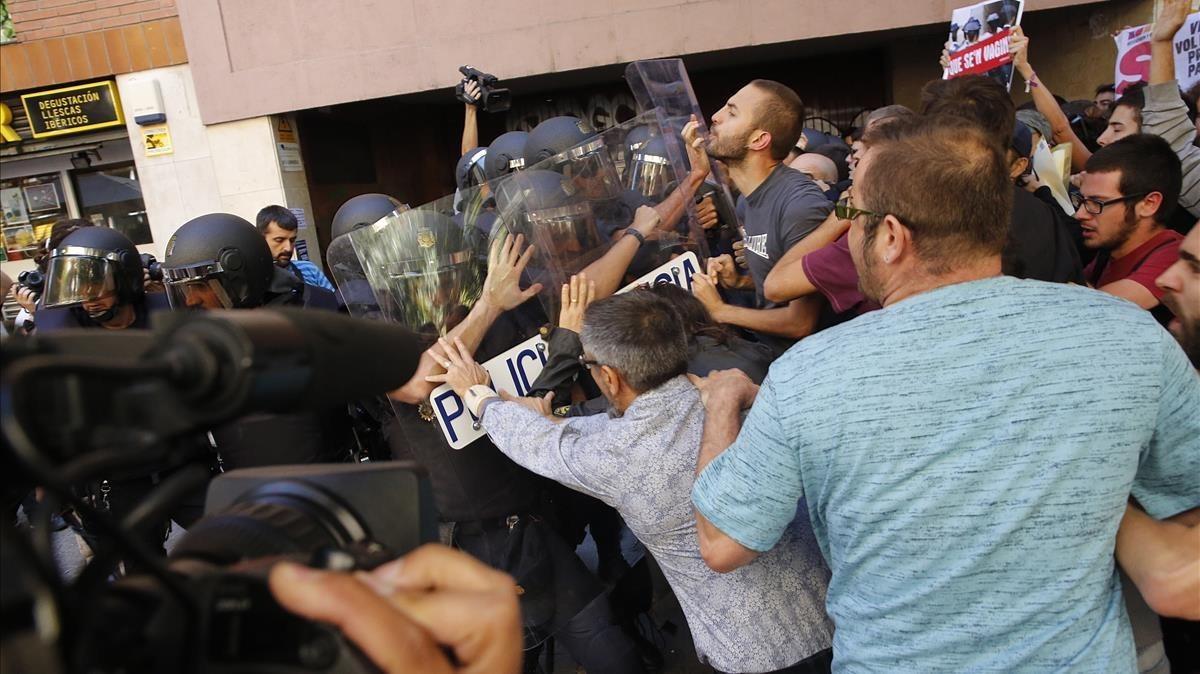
{"left": 801, "top": 233, "right": 881, "bottom": 316}
{"left": 1083, "top": 229, "right": 1183, "bottom": 299}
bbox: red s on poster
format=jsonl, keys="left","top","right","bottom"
{"left": 1114, "top": 25, "right": 1153, "bottom": 94}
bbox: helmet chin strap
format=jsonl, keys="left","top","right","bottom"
{"left": 86, "top": 304, "right": 119, "bottom": 323}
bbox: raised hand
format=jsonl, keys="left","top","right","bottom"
{"left": 483, "top": 233, "right": 543, "bottom": 311}
{"left": 559, "top": 273, "right": 596, "bottom": 334}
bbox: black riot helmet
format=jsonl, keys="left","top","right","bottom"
{"left": 523, "top": 116, "right": 596, "bottom": 166}
{"left": 330, "top": 193, "right": 407, "bottom": 241}
{"left": 483, "top": 131, "right": 529, "bottom": 180}
{"left": 42, "top": 226, "right": 144, "bottom": 316}
{"left": 624, "top": 125, "right": 653, "bottom": 155}
{"left": 455, "top": 147, "right": 488, "bottom": 191}
{"left": 496, "top": 169, "right": 601, "bottom": 265}
{"left": 161, "top": 213, "right": 274, "bottom": 310}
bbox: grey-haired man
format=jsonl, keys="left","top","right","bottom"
{"left": 430, "top": 290, "right": 833, "bottom": 674}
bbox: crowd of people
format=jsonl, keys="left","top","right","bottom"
{"left": 3, "top": 2, "right": 1199, "bottom": 672}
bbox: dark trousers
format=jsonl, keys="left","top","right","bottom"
{"left": 453, "top": 516, "right": 644, "bottom": 674}
{"left": 715, "top": 647, "right": 833, "bottom": 674}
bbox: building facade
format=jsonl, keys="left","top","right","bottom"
{"left": 1, "top": 0, "right": 1156, "bottom": 278}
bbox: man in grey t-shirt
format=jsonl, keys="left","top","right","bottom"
{"left": 687, "top": 80, "right": 833, "bottom": 357}
{"left": 430, "top": 291, "right": 834, "bottom": 674}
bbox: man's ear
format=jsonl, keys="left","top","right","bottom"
{"left": 880, "top": 214, "right": 914, "bottom": 265}
{"left": 1137, "top": 191, "right": 1165, "bottom": 220}
{"left": 748, "top": 130, "right": 772, "bottom": 153}
{"left": 599, "top": 364, "right": 622, "bottom": 396}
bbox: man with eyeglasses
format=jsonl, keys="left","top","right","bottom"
{"left": 429, "top": 290, "right": 835, "bottom": 674}
{"left": 1076, "top": 134, "right": 1185, "bottom": 325}
{"left": 689, "top": 115, "right": 1199, "bottom": 671}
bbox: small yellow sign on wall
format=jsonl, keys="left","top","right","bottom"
{"left": 143, "top": 125, "right": 173, "bottom": 157}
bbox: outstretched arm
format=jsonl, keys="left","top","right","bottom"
{"left": 1116, "top": 503, "right": 1200, "bottom": 620}
{"left": 461, "top": 79, "right": 480, "bottom": 156}
{"left": 389, "top": 234, "right": 543, "bottom": 405}
{"left": 1010, "top": 27, "right": 1092, "bottom": 172}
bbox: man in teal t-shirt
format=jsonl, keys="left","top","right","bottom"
{"left": 691, "top": 116, "right": 1200, "bottom": 672}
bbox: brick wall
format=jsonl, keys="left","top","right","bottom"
{"left": 7, "top": 0, "right": 177, "bottom": 42}
{"left": 0, "top": 0, "right": 186, "bottom": 92}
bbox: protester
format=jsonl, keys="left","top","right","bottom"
{"left": 1156, "top": 222, "right": 1200, "bottom": 365}
{"left": 1099, "top": 85, "right": 1145, "bottom": 148}
{"left": 1076, "top": 134, "right": 1184, "bottom": 324}
{"left": 1016, "top": 108, "right": 1053, "bottom": 147}
{"left": 1143, "top": 0, "right": 1200, "bottom": 220}
{"left": 685, "top": 80, "right": 832, "bottom": 356}
{"left": 1010, "top": 26, "right": 1094, "bottom": 171}
{"left": 1094, "top": 83, "right": 1117, "bottom": 116}
{"left": 788, "top": 152, "right": 838, "bottom": 194}
{"left": 255, "top": 205, "right": 336, "bottom": 291}
{"left": 690, "top": 115, "right": 1199, "bottom": 672}
{"left": 429, "top": 291, "right": 835, "bottom": 674}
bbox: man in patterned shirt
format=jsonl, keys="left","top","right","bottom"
{"left": 429, "top": 290, "right": 834, "bottom": 674}
{"left": 690, "top": 115, "right": 1200, "bottom": 671}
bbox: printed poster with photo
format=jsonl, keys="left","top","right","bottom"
{"left": 1, "top": 186, "right": 29, "bottom": 224}
{"left": 943, "top": 0, "right": 1025, "bottom": 91}
{"left": 1113, "top": 13, "right": 1200, "bottom": 94}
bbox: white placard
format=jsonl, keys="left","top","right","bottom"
{"left": 430, "top": 250, "right": 702, "bottom": 449}
{"left": 1114, "top": 13, "right": 1200, "bottom": 94}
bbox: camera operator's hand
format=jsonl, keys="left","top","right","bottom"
{"left": 425, "top": 336, "right": 490, "bottom": 398}
{"left": 143, "top": 268, "right": 164, "bottom": 294}
{"left": 682, "top": 115, "right": 712, "bottom": 181}
{"left": 559, "top": 273, "right": 595, "bottom": 334}
{"left": 270, "top": 544, "right": 522, "bottom": 674}
{"left": 482, "top": 234, "right": 543, "bottom": 311}
{"left": 15, "top": 285, "right": 38, "bottom": 314}
{"left": 462, "top": 79, "right": 481, "bottom": 107}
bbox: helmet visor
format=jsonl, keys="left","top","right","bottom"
{"left": 627, "top": 152, "right": 672, "bottom": 199}
{"left": 42, "top": 252, "right": 117, "bottom": 308}
{"left": 163, "top": 261, "right": 234, "bottom": 310}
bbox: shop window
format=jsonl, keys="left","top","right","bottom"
{"left": 1, "top": 173, "right": 68, "bottom": 262}
{"left": 71, "top": 162, "right": 152, "bottom": 245}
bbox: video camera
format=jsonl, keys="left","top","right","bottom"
{"left": 17, "top": 268, "right": 45, "bottom": 294}
{"left": 1, "top": 309, "right": 435, "bottom": 674}
{"left": 140, "top": 252, "right": 163, "bottom": 282}
{"left": 456, "top": 65, "right": 511, "bottom": 113}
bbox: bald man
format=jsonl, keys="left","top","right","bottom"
{"left": 788, "top": 153, "right": 838, "bottom": 191}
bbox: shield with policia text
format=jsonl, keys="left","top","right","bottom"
{"left": 322, "top": 95, "right": 705, "bottom": 656}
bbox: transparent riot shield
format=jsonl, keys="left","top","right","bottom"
{"left": 326, "top": 202, "right": 411, "bottom": 321}
{"left": 625, "top": 58, "right": 743, "bottom": 236}
{"left": 324, "top": 122, "right": 699, "bottom": 662}
{"left": 492, "top": 111, "right": 707, "bottom": 325}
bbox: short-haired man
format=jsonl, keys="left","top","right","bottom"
{"left": 256, "top": 205, "right": 336, "bottom": 291}
{"left": 1076, "top": 134, "right": 1184, "bottom": 324}
{"left": 1094, "top": 83, "right": 1117, "bottom": 117}
{"left": 688, "top": 79, "right": 833, "bottom": 356}
{"left": 429, "top": 291, "right": 835, "bottom": 674}
{"left": 690, "top": 117, "right": 1199, "bottom": 671}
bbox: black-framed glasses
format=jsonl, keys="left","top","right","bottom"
{"left": 578, "top": 354, "right": 602, "bottom": 369}
{"left": 1070, "top": 191, "right": 1149, "bottom": 215}
{"left": 834, "top": 198, "right": 881, "bottom": 221}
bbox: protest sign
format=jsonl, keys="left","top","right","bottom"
{"left": 943, "top": 0, "right": 1025, "bottom": 91}
{"left": 1114, "top": 13, "right": 1200, "bottom": 94}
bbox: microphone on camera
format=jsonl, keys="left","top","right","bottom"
{"left": 153, "top": 309, "right": 422, "bottom": 421}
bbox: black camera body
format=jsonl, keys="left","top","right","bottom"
{"left": 456, "top": 65, "right": 511, "bottom": 113}
{"left": 140, "top": 253, "right": 163, "bottom": 282}
{"left": 17, "top": 269, "right": 45, "bottom": 294}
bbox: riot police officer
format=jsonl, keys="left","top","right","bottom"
{"left": 37, "top": 226, "right": 170, "bottom": 331}
{"left": 161, "top": 213, "right": 335, "bottom": 310}
{"left": 483, "top": 130, "right": 529, "bottom": 181}
{"left": 162, "top": 212, "right": 354, "bottom": 469}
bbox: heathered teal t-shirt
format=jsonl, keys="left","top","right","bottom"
{"left": 693, "top": 276, "right": 1200, "bottom": 672}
